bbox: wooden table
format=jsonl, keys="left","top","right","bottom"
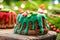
{"left": 0, "top": 29, "right": 57, "bottom": 40}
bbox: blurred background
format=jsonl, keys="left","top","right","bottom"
{"left": 0, "top": 0, "right": 60, "bottom": 13}
{"left": 0, "top": 0, "right": 60, "bottom": 39}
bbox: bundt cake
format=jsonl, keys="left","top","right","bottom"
{"left": 14, "top": 11, "right": 50, "bottom": 35}
{"left": 0, "top": 9, "right": 17, "bottom": 28}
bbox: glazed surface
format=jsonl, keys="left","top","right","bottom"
{"left": 14, "top": 12, "right": 50, "bottom": 35}
{"left": 0, "top": 9, "right": 17, "bottom": 28}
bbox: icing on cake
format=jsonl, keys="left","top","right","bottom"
{"left": 14, "top": 11, "right": 50, "bottom": 35}
{"left": 0, "top": 9, "right": 17, "bottom": 28}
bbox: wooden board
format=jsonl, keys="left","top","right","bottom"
{"left": 0, "top": 29, "right": 57, "bottom": 40}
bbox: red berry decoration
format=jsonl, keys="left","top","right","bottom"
{"left": 48, "top": 22, "right": 60, "bottom": 33}
{"left": 50, "top": 26, "right": 54, "bottom": 29}
{"left": 22, "top": 12, "right": 28, "bottom": 17}
{"left": 53, "top": 28, "right": 56, "bottom": 31}
{"left": 59, "top": 30, "right": 60, "bottom": 33}
{"left": 56, "top": 29, "right": 60, "bottom": 33}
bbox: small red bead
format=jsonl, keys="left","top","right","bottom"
{"left": 50, "top": 26, "right": 54, "bottom": 29}
{"left": 56, "top": 29, "right": 60, "bottom": 33}
{"left": 53, "top": 28, "right": 56, "bottom": 31}
{"left": 59, "top": 30, "right": 60, "bottom": 33}
{"left": 22, "top": 12, "right": 28, "bottom": 17}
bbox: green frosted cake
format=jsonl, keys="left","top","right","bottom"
{"left": 14, "top": 11, "right": 50, "bottom": 35}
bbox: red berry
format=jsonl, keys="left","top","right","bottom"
{"left": 56, "top": 29, "right": 60, "bottom": 33}
{"left": 50, "top": 26, "right": 54, "bottom": 29}
{"left": 53, "top": 28, "right": 56, "bottom": 31}
{"left": 22, "top": 12, "right": 28, "bottom": 17}
{"left": 59, "top": 30, "right": 60, "bottom": 33}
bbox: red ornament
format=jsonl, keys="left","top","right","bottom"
{"left": 56, "top": 29, "right": 60, "bottom": 33}
{"left": 53, "top": 28, "right": 56, "bottom": 31}
{"left": 59, "top": 30, "right": 60, "bottom": 33}
{"left": 22, "top": 12, "right": 28, "bottom": 17}
{"left": 50, "top": 26, "right": 54, "bottom": 29}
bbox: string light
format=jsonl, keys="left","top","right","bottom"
{"left": 54, "top": 0, "right": 59, "bottom": 5}
{"left": 21, "top": 4, "right": 25, "bottom": 8}
{"left": 48, "top": 6, "right": 52, "bottom": 10}
{"left": 13, "top": 6, "right": 18, "bottom": 10}
{"left": 44, "top": 10, "right": 47, "bottom": 13}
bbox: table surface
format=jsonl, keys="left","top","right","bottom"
{"left": 0, "top": 29, "right": 57, "bottom": 40}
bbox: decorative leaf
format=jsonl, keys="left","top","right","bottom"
{"left": 27, "top": 14, "right": 32, "bottom": 18}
